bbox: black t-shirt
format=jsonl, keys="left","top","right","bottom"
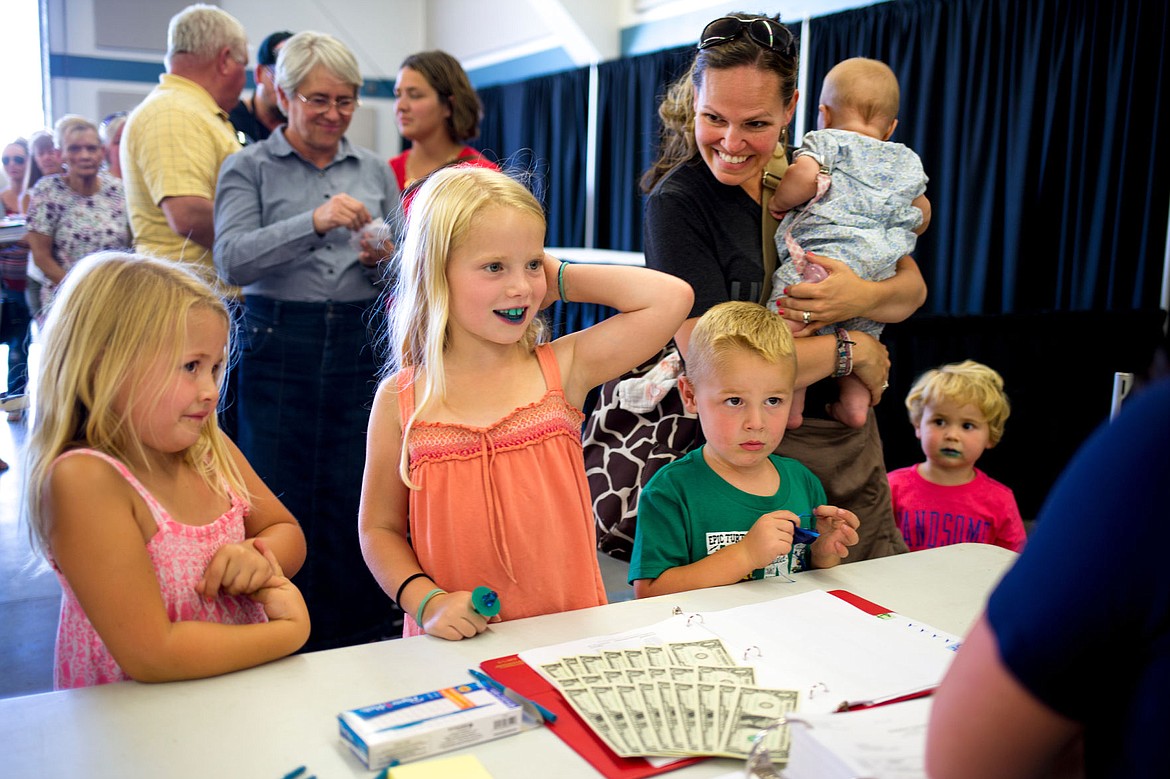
{"left": 643, "top": 155, "right": 841, "bottom": 409}
{"left": 643, "top": 155, "right": 764, "bottom": 318}
{"left": 228, "top": 99, "right": 271, "bottom": 146}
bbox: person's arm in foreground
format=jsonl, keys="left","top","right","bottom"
{"left": 927, "top": 615, "right": 1082, "bottom": 779}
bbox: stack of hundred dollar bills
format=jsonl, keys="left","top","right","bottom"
{"left": 538, "top": 638, "right": 798, "bottom": 760}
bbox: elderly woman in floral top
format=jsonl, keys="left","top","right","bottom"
{"left": 26, "top": 115, "right": 130, "bottom": 318}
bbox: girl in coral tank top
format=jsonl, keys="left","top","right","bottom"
{"left": 360, "top": 166, "right": 692, "bottom": 639}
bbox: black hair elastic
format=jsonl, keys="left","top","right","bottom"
{"left": 394, "top": 572, "right": 430, "bottom": 606}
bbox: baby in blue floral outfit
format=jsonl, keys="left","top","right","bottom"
{"left": 767, "top": 57, "right": 930, "bottom": 429}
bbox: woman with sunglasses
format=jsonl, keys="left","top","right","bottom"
{"left": 639, "top": 13, "right": 927, "bottom": 561}
{"left": 0, "top": 138, "right": 32, "bottom": 440}
{"left": 2, "top": 139, "right": 29, "bottom": 214}
{"left": 213, "top": 31, "right": 399, "bottom": 653}
{"left": 391, "top": 50, "right": 497, "bottom": 212}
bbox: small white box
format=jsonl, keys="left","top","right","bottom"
{"left": 339, "top": 682, "right": 523, "bottom": 770}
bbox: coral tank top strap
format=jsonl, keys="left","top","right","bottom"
{"left": 533, "top": 343, "right": 564, "bottom": 392}
{"left": 395, "top": 367, "right": 417, "bottom": 429}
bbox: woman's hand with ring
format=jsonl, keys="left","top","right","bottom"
{"left": 774, "top": 253, "right": 879, "bottom": 325}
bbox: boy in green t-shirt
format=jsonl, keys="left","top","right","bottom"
{"left": 629, "top": 302, "right": 860, "bottom": 597}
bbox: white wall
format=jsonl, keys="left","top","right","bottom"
{"left": 41, "top": 0, "right": 889, "bottom": 157}
{"left": 44, "top": 0, "right": 426, "bottom": 157}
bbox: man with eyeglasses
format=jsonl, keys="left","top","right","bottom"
{"left": 229, "top": 30, "right": 294, "bottom": 146}
{"left": 214, "top": 31, "right": 400, "bottom": 653}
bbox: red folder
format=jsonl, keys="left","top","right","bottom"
{"left": 825, "top": 589, "right": 889, "bottom": 616}
{"left": 479, "top": 652, "right": 705, "bottom": 778}
{"left": 479, "top": 590, "right": 912, "bottom": 778}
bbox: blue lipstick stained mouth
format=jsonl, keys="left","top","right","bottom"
{"left": 940, "top": 448, "right": 962, "bottom": 459}
{"left": 495, "top": 307, "right": 527, "bottom": 323}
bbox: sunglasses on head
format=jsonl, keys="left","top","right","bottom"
{"left": 2, "top": 155, "right": 26, "bottom": 165}
{"left": 101, "top": 111, "right": 128, "bottom": 128}
{"left": 698, "top": 16, "right": 796, "bottom": 57}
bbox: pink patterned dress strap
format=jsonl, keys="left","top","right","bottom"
{"left": 782, "top": 167, "right": 832, "bottom": 282}
{"left": 48, "top": 447, "right": 266, "bottom": 690}
{"left": 54, "top": 448, "right": 168, "bottom": 528}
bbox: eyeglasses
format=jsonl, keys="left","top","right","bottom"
{"left": 295, "top": 91, "right": 360, "bottom": 115}
{"left": 698, "top": 16, "right": 797, "bottom": 57}
{"left": 2, "top": 155, "right": 26, "bottom": 165}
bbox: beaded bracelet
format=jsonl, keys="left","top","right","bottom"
{"left": 833, "top": 327, "right": 855, "bottom": 377}
{"left": 415, "top": 587, "right": 446, "bottom": 627}
{"left": 394, "top": 572, "right": 429, "bottom": 607}
{"left": 557, "top": 260, "right": 570, "bottom": 303}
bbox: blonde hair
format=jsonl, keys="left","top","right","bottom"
{"left": 166, "top": 3, "right": 246, "bottom": 67}
{"left": 820, "top": 58, "right": 900, "bottom": 130}
{"left": 25, "top": 252, "right": 247, "bottom": 559}
{"left": 686, "top": 301, "right": 795, "bottom": 384}
{"left": 53, "top": 114, "right": 98, "bottom": 149}
{"left": 387, "top": 166, "right": 547, "bottom": 486}
{"left": 905, "top": 360, "right": 1011, "bottom": 445}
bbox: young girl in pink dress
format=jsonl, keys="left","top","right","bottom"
{"left": 359, "top": 166, "right": 692, "bottom": 640}
{"left": 25, "top": 252, "right": 310, "bottom": 688}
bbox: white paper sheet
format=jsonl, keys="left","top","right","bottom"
{"left": 782, "top": 697, "right": 933, "bottom": 779}
{"left": 519, "top": 590, "right": 959, "bottom": 715}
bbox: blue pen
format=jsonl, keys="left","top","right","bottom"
{"left": 792, "top": 513, "right": 820, "bottom": 545}
{"left": 468, "top": 668, "right": 558, "bottom": 723}
{"left": 280, "top": 767, "right": 306, "bottom": 779}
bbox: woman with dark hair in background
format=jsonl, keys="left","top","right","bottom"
{"left": 390, "top": 50, "right": 497, "bottom": 211}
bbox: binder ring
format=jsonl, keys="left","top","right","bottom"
{"left": 686, "top": 613, "right": 704, "bottom": 627}
{"left": 743, "top": 645, "right": 762, "bottom": 661}
{"left": 808, "top": 681, "right": 830, "bottom": 699}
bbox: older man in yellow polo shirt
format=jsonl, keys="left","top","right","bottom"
{"left": 122, "top": 3, "right": 247, "bottom": 285}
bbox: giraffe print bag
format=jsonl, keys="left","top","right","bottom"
{"left": 582, "top": 346, "right": 703, "bottom": 561}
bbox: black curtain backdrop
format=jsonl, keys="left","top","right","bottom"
{"left": 802, "top": 0, "right": 1170, "bottom": 518}
{"left": 476, "top": 66, "right": 591, "bottom": 248}
{"left": 593, "top": 45, "right": 695, "bottom": 251}
{"left": 471, "top": 0, "right": 1169, "bottom": 516}
{"left": 806, "top": 0, "right": 1170, "bottom": 315}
